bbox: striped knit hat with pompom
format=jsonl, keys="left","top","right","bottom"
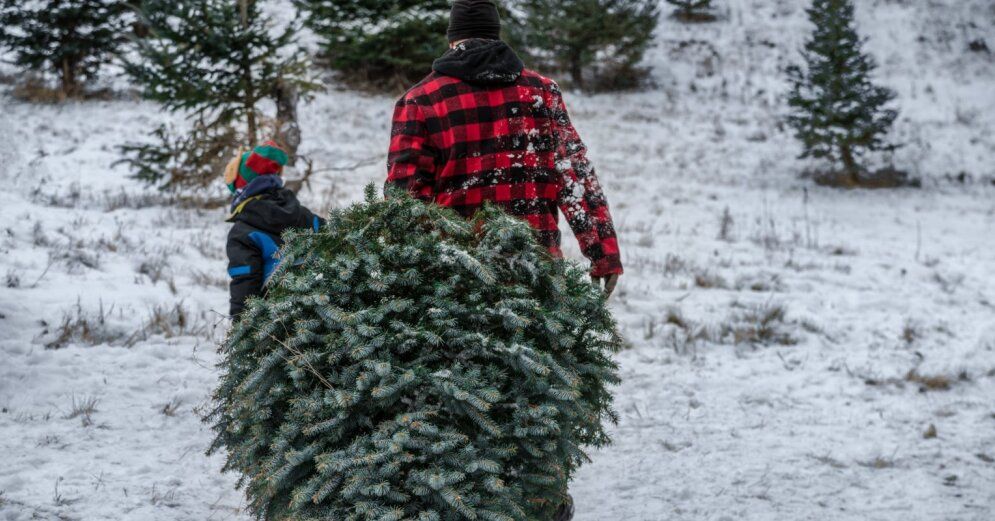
{"left": 224, "top": 141, "right": 289, "bottom": 193}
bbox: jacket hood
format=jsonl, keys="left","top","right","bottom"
{"left": 432, "top": 39, "right": 524, "bottom": 85}
{"left": 228, "top": 188, "right": 307, "bottom": 236}
{"left": 230, "top": 174, "right": 284, "bottom": 212}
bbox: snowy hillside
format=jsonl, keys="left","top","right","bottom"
{"left": 1, "top": 0, "right": 993, "bottom": 520}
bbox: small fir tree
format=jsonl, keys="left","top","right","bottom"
{"left": 787, "top": 0, "right": 898, "bottom": 185}
{"left": 665, "top": 0, "right": 716, "bottom": 22}
{"left": 0, "top": 0, "right": 131, "bottom": 98}
{"left": 523, "top": 0, "right": 659, "bottom": 90}
{"left": 208, "top": 187, "right": 621, "bottom": 520}
{"left": 294, "top": 0, "right": 451, "bottom": 89}
{"left": 125, "top": 0, "right": 315, "bottom": 146}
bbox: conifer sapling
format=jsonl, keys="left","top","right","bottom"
{"left": 125, "top": 0, "right": 315, "bottom": 145}
{"left": 787, "top": 0, "right": 899, "bottom": 185}
{"left": 208, "top": 187, "right": 621, "bottom": 520}
{"left": 0, "top": 0, "right": 131, "bottom": 98}
{"left": 121, "top": 0, "right": 317, "bottom": 188}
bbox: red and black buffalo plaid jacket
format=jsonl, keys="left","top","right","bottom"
{"left": 387, "top": 39, "right": 622, "bottom": 277}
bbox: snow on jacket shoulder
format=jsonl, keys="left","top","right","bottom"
{"left": 387, "top": 39, "right": 623, "bottom": 277}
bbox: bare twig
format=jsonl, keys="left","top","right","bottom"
{"left": 310, "top": 155, "right": 384, "bottom": 174}
{"left": 29, "top": 257, "right": 55, "bottom": 288}
{"left": 261, "top": 329, "right": 334, "bottom": 390}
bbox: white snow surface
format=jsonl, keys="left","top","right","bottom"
{"left": 1, "top": 0, "right": 994, "bottom": 519}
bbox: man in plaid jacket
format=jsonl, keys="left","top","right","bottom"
{"left": 386, "top": 0, "right": 623, "bottom": 297}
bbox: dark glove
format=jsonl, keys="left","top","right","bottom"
{"left": 591, "top": 273, "right": 620, "bottom": 298}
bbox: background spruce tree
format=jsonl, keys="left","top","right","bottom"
{"left": 665, "top": 0, "right": 717, "bottom": 23}
{"left": 126, "top": 0, "right": 313, "bottom": 145}
{"left": 121, "top": 0, "right": 316, "bottom": 188}
{"left": 208, "top": 187, "right": 621, "bottom": 520}
{"left": 787, "top": 0, "right": 899, "bottom": 186}
{"left": 294, "top": 0, "right": 451, "bottom": 90}
{"left": 522, "top": 0, "right": 659, "bottom": 91}
{"left": 0, "top": 0, "right": 131, "bottom": 99}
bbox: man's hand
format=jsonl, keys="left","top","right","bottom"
{"left": 591, "top": 274, "right": 620, "bottom": 298}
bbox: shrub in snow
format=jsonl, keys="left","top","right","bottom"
{"left": 208, "top": 187, "right": 621, "bottom": 520}
{"left": 295, "top": 0, "right": 451, "bottom": 90}
{"left": 787, "top": 0, "right": 901, "bottom": 187}
{"left": 521, "top": 0, "right": 658, "bottom": 91}
{"left": 0, "top": 0, "right": 132, "bottom": 98}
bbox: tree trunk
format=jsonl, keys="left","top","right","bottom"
{"left": 840, "top": 143, "right": 860, "bottom": 186}
{"left": 273, "top": 78, "right": 301, "bottom": 166}
{"left": 569, "top": 50, "right": 584, "bottom": 90}
{"left": 243, "top": 78, "right": 257, "bottom": 146}
{"left": 60, "top": 57, "right": 78, "bottom": 100}
{"left": 239, "top": 0, "right": 257, "bottom": 146}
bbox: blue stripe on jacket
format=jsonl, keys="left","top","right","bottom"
{"left": 228, "top": 265, "right": 252, "bottom": 277}
{"left": 248, "top": 231, "right": 280, "bottom": 281}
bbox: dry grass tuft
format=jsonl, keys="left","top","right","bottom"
{"left": 64, "top": 395, "right": 99, "bottom": 427}
{"left": 858, "top": 456, "right": 896, "bottom": 469}
{"left": 45, "top": 301, "right": 124, "bottom": 349}
{"left": 11, "top": 77, "right": 65, "bottom": 103}
{"left": 901, "top": 319, "right": 921, "bottom": 345}
{"left": 160, "top": 397, "right": 183, "bottom": 417}
{"left": 693, "top": 269, "right": 727, "bottom": 289}
{"left": 726, "top": 302, "right": 797, "bottom": 346}
{"left": 141, "top": 302, "right": 210, "bottom": 340}
{"left": 809, "top": 167, "right": 919, "bottom": 189}
{"left": 905, "top": 369, "right": 969, "bottom": 392}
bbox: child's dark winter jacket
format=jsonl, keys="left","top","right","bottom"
{"left": 227, "top": 186, "right": 322, "bottom": 317}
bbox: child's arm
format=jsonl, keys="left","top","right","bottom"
{"left": 298, "top": 206, "right": 325, "bottom": 232}
{"left": 227, "top": 228, "right": 264, "bottom": 318}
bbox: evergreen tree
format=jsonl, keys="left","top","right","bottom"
{"left": 125, "top": 0, "right": 315, "bottom": 146}
{"left": 0, "top": 0, "right": 131, "bottom": 98}
{"left": 523, "top": 0, "right": 659, "bottom": 90}
{"left": 787, "top": 0, "right": 898, "bottom": 184}
{"left": 208, "top": 187, "right": 621, "bottom": 520}
{"left": 665, "top": 0, "right": 716, "bottom": 22}
{"left": 115, "top": 119, "right": 239, "bottom": 189}
{"left": 294, "top": 0, "right": 451, "bottom": 89}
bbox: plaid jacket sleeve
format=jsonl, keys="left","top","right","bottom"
{"left": 550, "top": 88, "right": 623, "bottom": 277}
{"left": 386, "top": 95, "right": 437, "bottom": 201}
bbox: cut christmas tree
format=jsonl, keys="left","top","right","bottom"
{"left": 208, "top": 187, "right": 621, "bottom": 520}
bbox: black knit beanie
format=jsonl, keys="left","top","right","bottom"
{"left": 447, "top": 0, "right": 502, "bottom": 42}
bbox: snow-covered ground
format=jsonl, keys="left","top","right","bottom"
{"left": 1, "top": 1, "right": 993, "bottom": 519}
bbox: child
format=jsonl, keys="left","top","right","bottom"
{"left": 224, "top": 141, "right": 322, "bottom": 318}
